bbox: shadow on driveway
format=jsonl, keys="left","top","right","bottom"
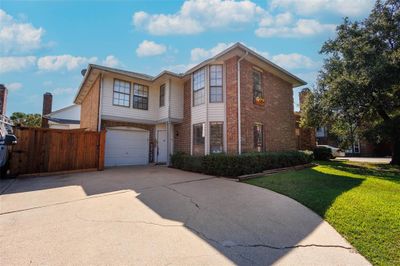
{"left": 0, "top": 166, "right": 370, "bottom": 265}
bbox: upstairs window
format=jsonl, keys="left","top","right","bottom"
{"left": 133, "top": 83, "right": 149, "bottom": 110}
{"left": 253, "top": 70, "right": 263, "bottom": 104}
{"left": 254, "top": 123, "right": 264, "bottom": 152}
{"left": 193, "top": 68, "right": 205, "bottom": 106}
{"left": 113, "top": 79, "right": 131, "bottom": 107}
{"left": 210, "top": 65, "right": 223, "bottom": 103}
{"left": 193, "top": 123, "right": 205, "bottom": 145}
{"left": 160, "top": 84, "right": 165, "bottom": 107}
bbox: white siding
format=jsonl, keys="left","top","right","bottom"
{"left": 170, "top": 79, "right": 184, "bottom": 120}
{"left": 50, "top": 105, "right": 80, "bottom": 120}
{"left": 101, "top": 75, "right": 158, "bottom": 121}
{"left": 208, "top": 103, "right": 224, "bottom": 121}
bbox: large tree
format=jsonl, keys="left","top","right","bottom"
{"left": 10, "top": 112, "right": 42, "bottom": 128}
{"left": 302, "top": 0, "right": 400, "bottom": 164}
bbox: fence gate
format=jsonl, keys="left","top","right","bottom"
{"left": 9, "top": 127, "right": 105, "bottom": 176}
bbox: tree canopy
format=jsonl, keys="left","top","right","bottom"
{"left": 10, "top": 112, "right": 42, "bottom": 128}
{"left": 301, "top": 0, "right": 400, "bottom": 164}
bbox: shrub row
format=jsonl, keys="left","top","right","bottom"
{"left": 313, "top": 146, "right": 333, "bottom": 160}
{"left": 170, "top": 151, "right": 313, "bottom": 177}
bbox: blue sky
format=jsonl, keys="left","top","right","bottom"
{"left": 1, "top": 0, "right": 375, "bottom": 115}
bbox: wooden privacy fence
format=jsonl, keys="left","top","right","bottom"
{"left": 9, "top": 127, "right": 105, "bottom": 176}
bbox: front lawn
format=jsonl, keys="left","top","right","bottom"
{"left": 244, "top": 161, "right": 400, "bottom": 266}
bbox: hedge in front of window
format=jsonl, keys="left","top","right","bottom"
{"left": 170, "top": 151, "right": 313, "bottom": 177}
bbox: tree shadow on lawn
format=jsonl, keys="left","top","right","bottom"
{"left": 247, "top": 164, "right": 365, "bottom": 217}
{"left": 319, "top": 161, "right": 400, "bottom": 184}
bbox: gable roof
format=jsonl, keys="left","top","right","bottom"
{"left": 74, "top": 43, "right": 306, "bottom": 104}
{"left": 184, "top": 42, "right": 306, "bottom": 86}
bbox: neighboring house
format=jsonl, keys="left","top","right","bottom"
{"left": 74, "top": 43, "right": 306, "bottom": 167}
{"left": 41, "top": 92, "right": 81, "bottom": 129}
{"left": 294, "top": 88, "right": 316, "bottom": 151}
{"left": 45, "top": 104, "right": 81, "bottom": 129}
{"left": 316, "top": 127, "right": 391, "bottom": 156}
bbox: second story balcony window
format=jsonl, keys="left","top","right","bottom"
{"left": 253, "top": 70, "right": 264, "bottom": 105}
{"left": 209, "top": 65, "right": 223, "bottom": 103}
{"left": 133, "top": 83, "right": 149, "bottom": 110}
{"left": 193, "top": 68, "right": 205, "bottom": 106}
{"left": 159, "top": 84, "right": 165, "bottom": 107}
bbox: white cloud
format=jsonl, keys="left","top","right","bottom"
{"left": 0, "top": 56, "right": 36, "bottom": 73}
{"left": 0, "top": 9, "right": 45, "bottom": 54}
{"left": 136, "top": 40, "right": 167, "bottom": 57}
{"left": 132, "top": 0, "right": 265, "bottom": 35}
{"left": 51, "top": 87, "right": 74, "bottom": 95}
{"left": 270, "top": 0, "right": 374, "bottom": 17}
{"left": 271, "top": 53, "right": 319, "bottom": 69}
{"left": 256, "top": 19, "right": 336, "bottom": 38}
{"left": 191, "top": 42, "right": 235, "bottom": 62}
{"left": 5, "top": 82, "right": 23, "bottom": 92}
{"left": 37, "top": 55, "right": 98, "bottom": 71}
{"left": 102, "top": 55, "right": 120, "bottom": 67}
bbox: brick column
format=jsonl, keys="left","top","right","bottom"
{"left": 225, "top": 56, "right": 239, "bottom": 154}
{"left": 0, "top": 84, "right": 7, "bottom": 115}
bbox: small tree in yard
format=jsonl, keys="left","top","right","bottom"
{"left": 10, "top": 112, "right": 42, "bottom": 127}
{"left": 301, "top": 0, "right": 400, "bottom": 165}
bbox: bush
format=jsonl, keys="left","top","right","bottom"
{"left": 170, "top": 151, "right": 313, "bottom": 177}
{"left": 313, "top": 146, "right": 333, "bottom": 161}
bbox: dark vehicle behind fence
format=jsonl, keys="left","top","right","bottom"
{"left": 0, "top": 115, "right": 17, "bottom": 178}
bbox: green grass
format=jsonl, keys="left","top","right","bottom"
{"left": 244, "top": 161, "right": 400, "bottom": 266}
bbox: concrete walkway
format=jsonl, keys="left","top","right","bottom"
{"left": 335, "top": 157, "right": 392, "bottom": 164}
{"left": 0, "top": 166, "right": 370, "bottom": 265}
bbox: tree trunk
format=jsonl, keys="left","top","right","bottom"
{"left": 390, "top": 134, "right": 400, "bottom": 165}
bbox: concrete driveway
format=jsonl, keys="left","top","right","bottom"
{"left": 0, "top": 166, "right": 369, "bottom": 265}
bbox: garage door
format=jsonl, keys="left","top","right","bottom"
{"left": 105, "top": 128, "right": 149, "bottom": 167}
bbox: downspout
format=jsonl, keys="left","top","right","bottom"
{"left": 237, "top": 51, "right": 248, "bottom": 155}
{"left": 167, "top": 78, "right": 172, "bottom": 165}
{"left": 97, "top": 73, "right": 103, "bottom": 132}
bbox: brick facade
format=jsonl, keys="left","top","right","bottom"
{"left": 225, "top": 56, "right": 239, "bottom": 154}
{"left": 101, "top": 120, "right": 156, "bottom": 163}
{"left": 80, "top": 76, "right": 100, "bottom": 131}
{"left": 239, "top": 59, "right": 296, "bottom": 152}
{"left": 174, "top": 80, "right": 191, "bottom": 154}
{"left": 294, "top": 112, "right": 316, "bottom": 150}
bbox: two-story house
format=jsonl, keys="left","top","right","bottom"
{"left": 74, "top": 43, "right": 306, "bottom": 167}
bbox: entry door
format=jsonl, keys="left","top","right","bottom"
{"left": 157, "top": 130, "right": 168, "bottom": 163}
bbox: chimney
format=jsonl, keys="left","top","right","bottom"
{"left": 41, "top": 92, "right": 53, "bottom": 128}
{"left": 299, "top": 88, "right": 311, "bottom": 112}
{"left": 0, "top": 84, "right": 7, "bottom": 115}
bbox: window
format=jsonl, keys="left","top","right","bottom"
{"left": 209, "top": 65, "right": 223, "bottom": 103}
{"left": 113, "top": 79, "right": 130, "bottom": 107}
{"left": 253, "top": 70, "right": 263, "bottom": 103}
{"left": 210, "top": 122, "right": 223, "bottom": 153}
{"left": 193, "top": 123, "right": 204, "bottom": 145}
{"left": 160, "top": 84, "right": 165, "bottom": 107}
{"left": 193, "top": 68, "right": 205, "bottom": 106}
{"left": 133, "top": 83, "right": 149, "bottom": 110}
{"left": 254, "top": 123, "right": 264, "bottom": 151}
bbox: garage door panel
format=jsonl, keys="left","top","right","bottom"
{"left": 105, "top": 129, "right": 149, "bottom": 167}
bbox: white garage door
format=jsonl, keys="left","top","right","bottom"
{"left": 105, "top": 128, "right": 149, "bottom": 167}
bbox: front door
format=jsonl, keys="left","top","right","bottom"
{"left": 157, "top": 130, "right": 168, "bottom": 164}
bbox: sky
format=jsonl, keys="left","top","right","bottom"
{"left": 0, "top": 0, "right": 375, "bottom": 116}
